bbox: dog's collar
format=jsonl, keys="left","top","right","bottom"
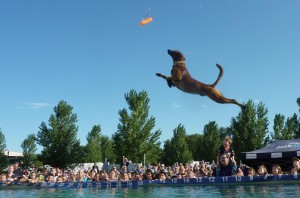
{"left": 173, "top": 61, "right": 184, "bottom": 66}
{"left": 173, "top": 60, "right": 185, "bottom": 64}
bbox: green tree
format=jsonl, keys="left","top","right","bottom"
{"left": 21, "top": 134, "right": 37, "bottom": 168}
{"left": 231, "top": 100, "right": 269, "bottom": 156}
{"left": 0, "top": 129, "right": 8, "bottom": 172}
{"left": 282, "top": 113, "right": 298, "bottom": 139}
{"left": 169, "top": 124, "right": 192, "bottom": 164}
{"left": 201, "top": 121, "right": 222, "bottom": 162}
{"left": 296, "top": 97, "right": 300, "bottom": 138}
{"left": 85, "top": 125, "right": 102, "bottom": 162}
{"left": 112, "top": 90, "right": 161, "bottom": 164}
{"left": 272, "top": 114, "right": 285, "bottom": 140}
{"left": 36, "top": 100, "right": 82, "bottom": 168}
{"left": 186, "top": 134, "right": 203, "bottom": 161}
{"left": 219, "top": 127, "right": 232, "bottom": 141}
{"left": 161, "top": 139, "right": 173, "bottom": 165}
{"left": 100, "top": 135, "right": 116, "bottom": 163}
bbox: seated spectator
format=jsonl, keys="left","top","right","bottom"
{"left": 173, "top": 166, "right": 180, "bottom": 175}
{"left": 128, "top": 172, "right": 132, "bottom": 180}
{"left": 290, "top": 168, "right": 298, "bottom": 175}
{"left": 194, "top": 166, "right": 201, "bottom": 177}
{"left": 46, "top": 168, "right": 58, "bottom": 182}
{"left": 119, "top": 172, "right": 129, "bottom": 182}
{"left": 131, "top": 171, "right": 142, "bottom": 181}
{"left": 99, "top": 170, "right": 108, "bottom": 181}
{"left": 247, "top": 167, "right": 256, "bottom": 176}
{"left": 257, "top": 165, "right": 268, "bottom": 176}
{"left": 291, "top": 157, "right": 300, "bottom": 173}
{"left": 144, "top": 169, "right": 153, "bottom": 180}
{"left": 0, "top": 174, "right": 7, "bottom": 184}
{"left": 178, "top": 164, "right": 187, "bottom": 178}
{"left": 77, "top": 169, "right": 87, "bottom": 182}
{"left": 56, "top": 176, "right": 63, "bottom": 183}
{"left": 166, "top": 167, "right": 173, "bottom": 179}
{"left": 108, "top": 170, "right": 118, "bottom": 181}
{"left": 206, "top": 165, "right": 214, "bottom": 177}
{"left": 238, "top": 164, "right": 249, "bottom": 176}
{"left": 139, "top": 172, "right": 144, "bottom": 180}
{"left": 217, "top": 153, "right": 243, "bottom": 177}
{"left": 6, "top": 165, "right": 17, "bottom": 184}
{"left": 68, "top": 173, "right": 77, "bottom": 182}
{"left": 199, "top": 163, "right": 208, "bottom": 177}
{"left": 27, "top": 172, "right": 38, "bottom": 184}
{"left": 187, "top": 170, "right": 196, "bottom": 178}
{"left": 87, "top": 169, "right": 96, "bottom": 181}
{"left": 271, "top": 164, "right": 282, "bottom": 176}
{"left": 159, "top": 171, "right": 167, "bottom": 181}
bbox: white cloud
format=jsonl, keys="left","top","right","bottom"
{"left": 201, "top": 104, "right": 208, "bottom": 108}
{"left": 172, "top": 102, "right": 182, "bottom": 108}
{"left": 254, "top": 99, "right": 260, "bottom": 104}
{"left": 25, "top": 102, "right": 52, "bottom": 109}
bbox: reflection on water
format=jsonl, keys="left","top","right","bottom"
{"left": 0, "top": 184, "right": 299, "bottom": 198}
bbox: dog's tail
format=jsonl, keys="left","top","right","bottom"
{"left": 211, "top": 63, "right": 224, "bottom": 88}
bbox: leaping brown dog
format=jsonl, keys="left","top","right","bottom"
{"left": 156, "top": 49, "right": 244, "bottom": 109}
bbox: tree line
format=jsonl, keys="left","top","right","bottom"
{"left": 0, "top": 90, "right": 299, "bottom": 170}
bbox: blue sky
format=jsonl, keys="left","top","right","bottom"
{"left": 0, "top": 1, "right": 299, "bottom": 153}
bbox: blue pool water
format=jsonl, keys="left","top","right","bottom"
{"left": 0, "top": 184, "right": 300, "bottom": 198}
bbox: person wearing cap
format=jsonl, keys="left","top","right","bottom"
{"left": 160, "top": 164, "right": 166, "bottom": 172}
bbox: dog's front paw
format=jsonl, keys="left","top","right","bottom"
{"left": 167, "top": 80, "right": 175, "bottom": 88}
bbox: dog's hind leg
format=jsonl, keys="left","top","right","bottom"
{"left": 218, "top": 97, "right": 245, "bottom": 109}
{"left": 210, "top": 64, "right": 224, "bottom": 88}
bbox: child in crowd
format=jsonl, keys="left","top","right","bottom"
{"left": 247, "top": 167, "right": 256, "bottom": 176}
{"left": 257, "top": 165, "right": 268, "bottom": 176}
{"left": 271, "top": 164, "right": 282, "bottom": 176}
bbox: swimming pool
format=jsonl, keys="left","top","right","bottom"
{"left": 0, "top": 184, "right": 299, "bottom": 198}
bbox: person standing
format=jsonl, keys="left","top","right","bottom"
{"left": 13, "top": 161, "right": 23, "bottom": 178}
{"left": 92, "top": 162, "right": 99, "bottom": 173}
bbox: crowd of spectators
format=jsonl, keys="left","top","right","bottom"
{"left": 0, "top": 157, "right": 299, "bottom": 185}
{"left": 1, "top": 137, "right": 300, "bottom": 184}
